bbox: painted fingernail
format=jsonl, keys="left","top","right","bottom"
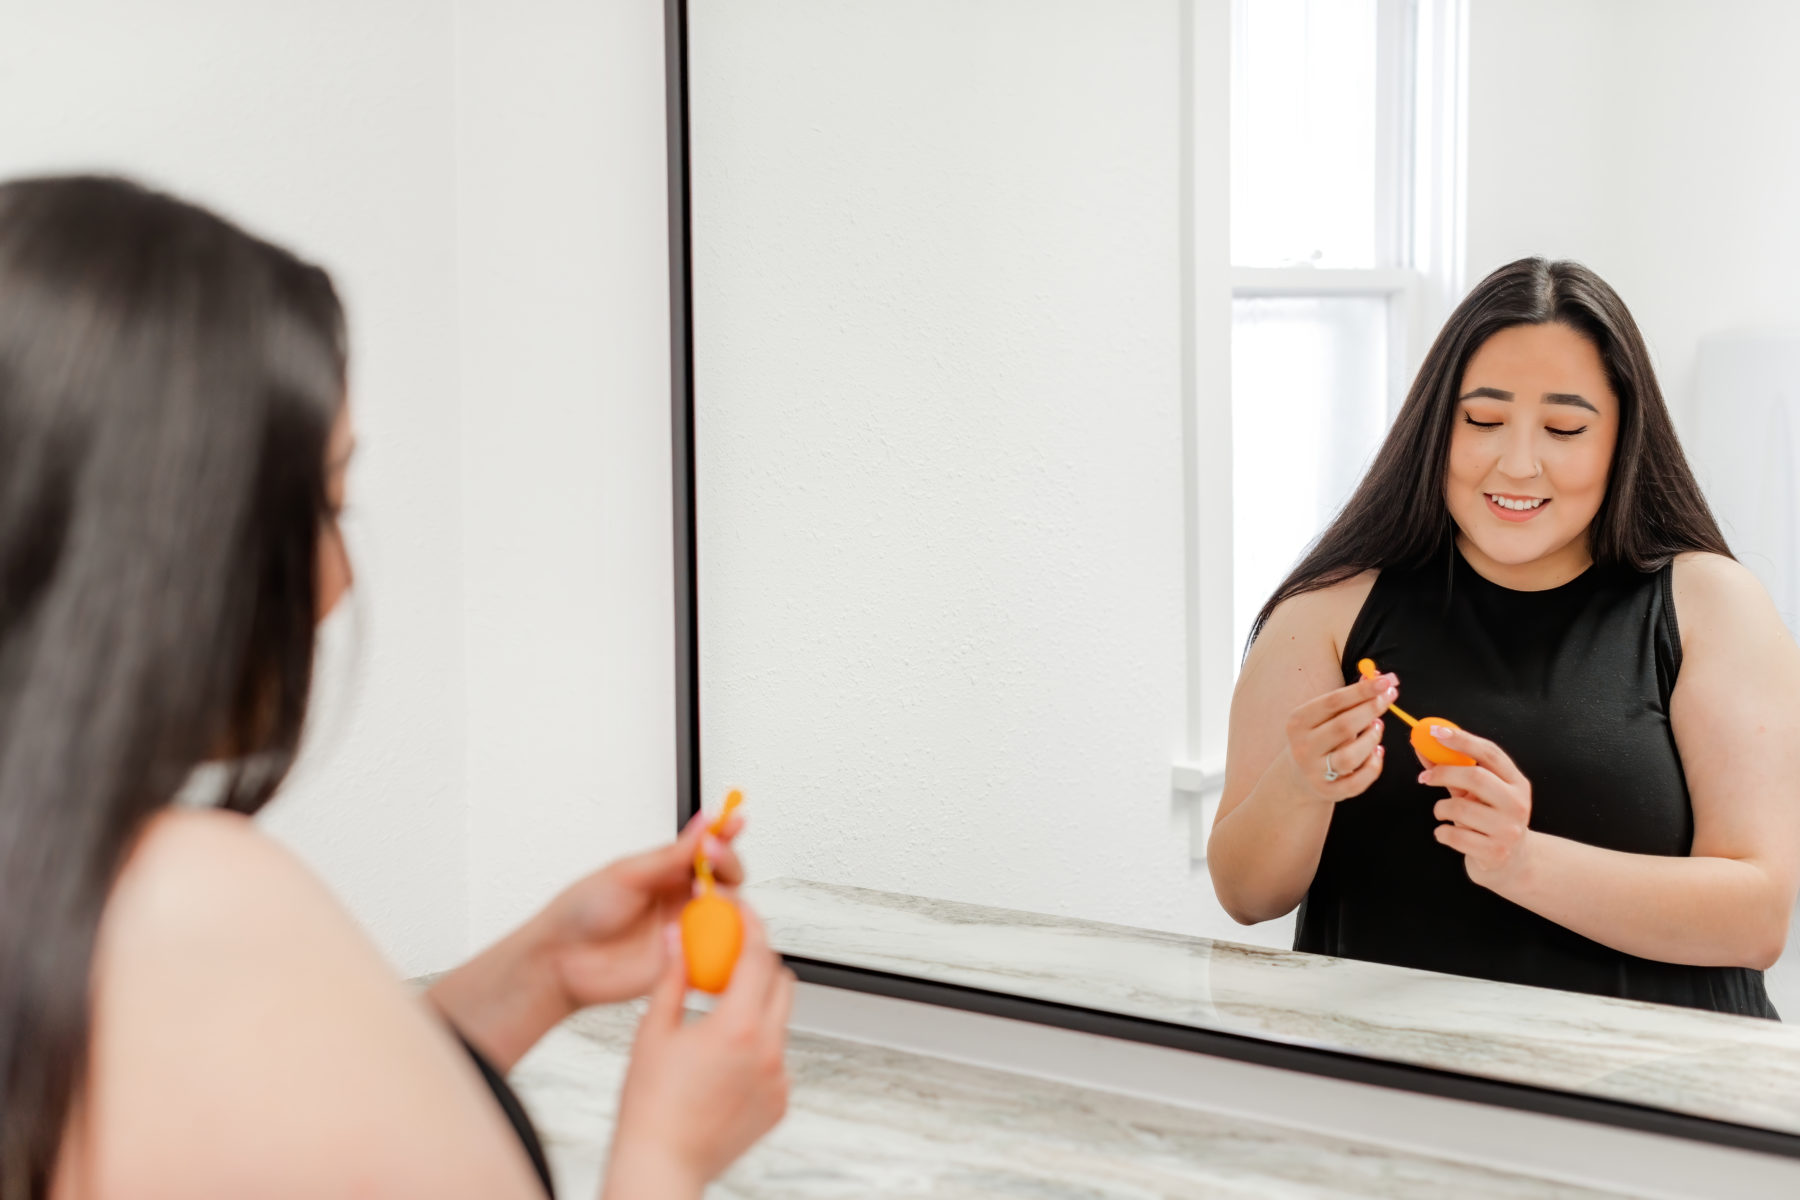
{"left": 1371, "top": 720, "right": 1382, "bottom": 732}
{"left": 1430, "top": 725, "right": 1452, "bottom": 738}
{"left": 1386, "top": 687, "right": 1398, "bottom": 701}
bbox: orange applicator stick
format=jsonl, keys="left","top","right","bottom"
{"left": 682, "top": 789, "right": 746, "bottom": 993}
{"left": 693, "top": 787, "right": 744, "bottom": 885}
{"left": 1357, "top": 659, "right": 1476, "bottom": 768}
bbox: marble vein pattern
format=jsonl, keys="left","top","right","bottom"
{"left": 743, "top": 877, "right": 1800, "bottom": 1136}
{"left": 509, "top": 1000, "right": 1632, "bottom": 1199}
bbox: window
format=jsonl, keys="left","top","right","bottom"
{"left": 1228, "top": 0, "right": 1466, "bottom": 658}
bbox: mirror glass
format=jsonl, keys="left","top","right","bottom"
{"left": 688, "top": 0, "right": 1800, "bottom": 1136}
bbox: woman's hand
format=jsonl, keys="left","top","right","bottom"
{"left": 1280, "top": 669, "right": 1398, "bottom": 803}
{"left": 1421, "top": 725, "right": 1536, "bottom": 889}
{"left": 604, "top": 907, "right": 794, "bottom": 1200}
{"left": 543, "top": 811, "right": 746, "bottom": 1011}
{"left": 425, "top": 811, "right": 744, "bottom": 1071}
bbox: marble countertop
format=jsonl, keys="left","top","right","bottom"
{"left": 510, "top": 1000, "right": 1631, "bottom": 1199}
{"left": 743, "top": 877, "right": 1800, "bottom": 1137}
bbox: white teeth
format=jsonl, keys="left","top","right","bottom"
{"left": 1489, "top": 495, "right": 1546, "bottom": 511}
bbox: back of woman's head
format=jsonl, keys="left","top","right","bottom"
{"left": 1247, "top": 256, "right": 1728, "bottom": 648}
{"left": 0, "top": 175, "right": 345, "bottom": 1197}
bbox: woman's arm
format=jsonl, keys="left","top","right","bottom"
{"left": 422, "top": 911, "right": 575, "bottom": 1072}
{"left": 1427, "top": 553, "right": 1800, "bottom": 969}
{"left": 1207, "top": 573, "right": 1386, "bottom": 923}
{"left": 1453, "top": 829, "right": 1788, "bottom": 968}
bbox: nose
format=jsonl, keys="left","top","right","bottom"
{"left": 1495, "top": 424, "right": 1538, "bottom": 482}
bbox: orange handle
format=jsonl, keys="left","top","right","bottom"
{"left": 693, "top": 789, "right": 744, "bottom": 892}
{"left": 709, "top": 788, "right": 744, "bottom": 836}
{"left": 1357, "top": 658, "right": 1417, "bottom": 726}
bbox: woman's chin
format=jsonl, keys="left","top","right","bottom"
{"left": 1457, "top": 520, "right": 1577, "bottom": 571}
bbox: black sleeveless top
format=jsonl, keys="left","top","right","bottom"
{"left": 1296, "top": 545, "right": 1778, "bottom": 1019}
{"left": 456, "top": 1029, "right": 556, "bottom": 1197}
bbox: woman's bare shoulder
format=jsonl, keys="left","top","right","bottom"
{"left": 1671, "top": 551, "right": 1767, "bottom": 610}
{"left": 1252, "top": 570, "right": 1381, "bottom": 664}
{"left": 61, "top": 809, "right": 543, "bottom": 1200}
{"left": 106, "top": 807, "right": 338, "bottom": 939}
{"left": 1669, "top": 552, "right": 1788, "bottom": 657}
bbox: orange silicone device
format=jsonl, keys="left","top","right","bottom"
{"left": 1356, "top": 658, "right": 1476, "bottom": 768}
{"left": 682, "top": 789, "right": 746, "bottom": 994}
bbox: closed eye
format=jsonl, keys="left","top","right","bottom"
{"left": 1547, "top": 426, "right": 1588, "bottom": 439}
{"left": 1462, "top": 414, "right": 1502, "bottom": 430}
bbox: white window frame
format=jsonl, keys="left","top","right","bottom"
{"left": 1228, "top": 0, "right": 1467, "bottom": 414}
{"left": 1178, "top": 0, "right": 1467, "bottom": 854}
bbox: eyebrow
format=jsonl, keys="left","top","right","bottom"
{"left": 1458, "top": 387, "right": 1599, "bottom": 414}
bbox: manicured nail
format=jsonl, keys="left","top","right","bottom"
{"left": 1386, "top": 687, "right": 1398, "bottom": 701}
{"left": 1430, "top": 725, "right": 1452, "bottom": 738}
{"left": 1371, "top": 720, "right": 1382, "bottom": 732}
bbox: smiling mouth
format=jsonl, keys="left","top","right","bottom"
{"left": 1485, "top": 493, "right": 1550, "bottom": 521}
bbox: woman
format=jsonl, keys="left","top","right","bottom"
{"left": 0, "top": 175, "right": 790, "bottom": 1199}
{"left": 1207, "top": 257, "right": 1800, "bottom": 1018}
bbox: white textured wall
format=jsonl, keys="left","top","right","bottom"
{"left": 0, "top": 0, "right": 469, "bottom": 976}
{"left": 1466, "top": 0, "right": 1800, "bottom": 433}
{"left": 0, "top": 0, "right": 690, "bottom": 971}
{"left": 689, "top": 0, "right": 1242, "bottom": 937}
{"left": 454, "top": 0, "right": 681, "bottom": 947}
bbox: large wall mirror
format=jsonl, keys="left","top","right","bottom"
{"left": 670, "top": 0, "right": 1800, "bottom": 1153}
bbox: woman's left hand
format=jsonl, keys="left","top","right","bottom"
{"left": 541, "top": 811, "right": 746, "bottom": 1010}
{"left": 1419, "top": 725, "right": 1536, "bottom": 890}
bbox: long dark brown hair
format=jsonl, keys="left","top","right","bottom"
{"left": 1248, "top": 256, "right": 1731, "bottom": 648}
{"left": 0, "top": 176, "right": 345, "bottom": 1197}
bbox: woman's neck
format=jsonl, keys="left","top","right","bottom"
{"left": 1455, "top": 531, "right": 1594, "bottom": 592}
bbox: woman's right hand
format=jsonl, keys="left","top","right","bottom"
{"left": 603, "top": 905, "right": 794, "bottom": 1200}
{"left": 1281, "top": 669, "right": 1398, "bottom": 803}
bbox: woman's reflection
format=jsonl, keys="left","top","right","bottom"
{"left": 1208, "top": 257, "right": 1800, "bottom": 1019}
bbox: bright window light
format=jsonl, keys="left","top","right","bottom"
{"left": 1230, "top": 295, "right": 1390, "bottom": 655}
{"left": 1231, "top": 0, "right": 1382, "bottom": 269}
